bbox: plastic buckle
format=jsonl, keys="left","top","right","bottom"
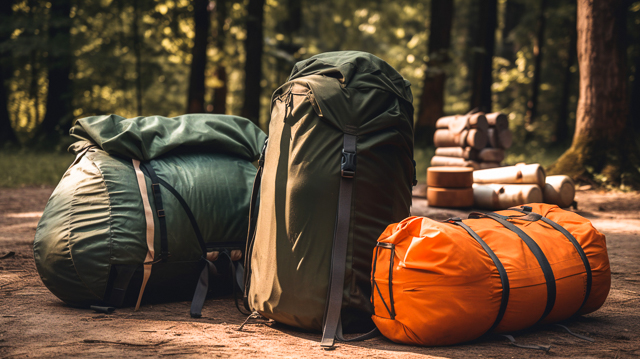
{"left": 157, "top": 209, "right": 166, "bottom": 217}
{"left": 152, "top": 183, "right": 161, "bottom": 194}
{"left": 341, "top": 150, "right": 356, "bottom": 178}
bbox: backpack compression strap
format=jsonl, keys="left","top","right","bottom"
{"left": 138, "top": 161, "right": 212, "bottom": 316}
{"left": 131, "top": 159, "right": 156, "bottom": 311}
{"left": 321, "top": 134, "right": 357, "bottom": 348}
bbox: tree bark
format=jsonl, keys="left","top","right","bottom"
{"left": 630, "top": 43, "right": 640, "bottom": 135}
{"left": 415, "top": 0, "right": 454, "bottom": 146}
{"left": 133, "top": 0, "right": 143, "bottom": 115}
{"left": 525, "top": 0, "right": 549, "bottom": 131}
{"left": 501, "top": 0, "right": 525, "bottom": 61}
{"left": 212, "top": 0, "right": 227, "bottom": 114}
{"left": 470, "top": 0, "right": 497, "bottom": 113}
{"left": 0, "top": 0, "right": 19, "bottom": 147}
{"left": 556, "top": 8, "right": 577, "bottom": 144}
{"left": 187, "top": 0, "right": 211, "bottom": 113}
{"left": 33, "top": 0, "right": 73, "bottom": 145}
{"left": 548, "top": 0, "right": 638, "bottom": 187}
{"left": 241, "top": 0, "right": 265, "bottom": 126}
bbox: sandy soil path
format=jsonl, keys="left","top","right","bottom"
{"left": 1, "top": 187, "right": 638, "bottom": 358}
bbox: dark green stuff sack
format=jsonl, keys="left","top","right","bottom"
{"left": 33, "top": 114, "right": 266, "bottom": 316}
{"left": 243, "top": 51, "right": 415, "bottom": 347}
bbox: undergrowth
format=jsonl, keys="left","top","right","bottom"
{"left": 0, "top": 150, "right": 74, "bottom": 188}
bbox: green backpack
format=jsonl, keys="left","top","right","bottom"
{"left": 34, "top": 114, "right": 266, "bottom": 316}
{"left": 243, "top": 51, "right": 415, "bottom": 347}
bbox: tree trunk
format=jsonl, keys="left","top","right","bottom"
{"left": 187, "top": 0, "right": 211, "bottom": 113}
{"left": 212, "top": 0, "right": 228, "bottom": 114}
{"left": 548, "top": 0, "right": 638, "bottom": 187}
{"left": 241, "top": 0, "right": 265, "bottom": 126}
{"left": 630, "top": 43, "right": 640, "bottom": 135}
{"left": 415, "top": 0, "right": 454, "bottom": 146}
{"left": 273, "top": 0, "right": 302, "bottom": 106}
{"left": 33, "top": 0, "right": 73, "bottom": 145}
{"left": 0, "top": 0, "right": 18, "bottom": 147}
{"left": 133, "top": 0, "right": 143, "bottom": 115}
{"left": 556, "top": 9, "right": 577, "bottom": 144}
{"left": 524, "top": 0, "right": 549, "bottom": 132}
{"left": 116, "top": 0, "right": 130, "bottom": 112}
{"left": 469, "top": 0, "right": 497, "bottom": 113}
{"left": 501, "top": 0, "right": 525, "bottom": 61}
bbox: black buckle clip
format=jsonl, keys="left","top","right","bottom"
{"left": 157, "top": 209, "right": 166, "bottom": 217}
{"left": 341, "top": 150, "right": 356, "bottom": 178}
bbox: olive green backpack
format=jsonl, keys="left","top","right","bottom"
{"left": 34, "top": 114, "right": 266, "bottom": 316}
{"left": 243, "top": 51, "right": 415, "bottom": 347}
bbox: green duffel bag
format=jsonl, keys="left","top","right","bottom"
{"left": 34, "top": 114, "right": 266, "bottom": 317}
{"left": 243, "top": 51, "right": 416, "bottom": 347}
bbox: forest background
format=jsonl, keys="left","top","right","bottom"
{"left": 0, "top": 0, "right": 639, "bottom": 188}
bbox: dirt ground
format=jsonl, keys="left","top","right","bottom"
{"left": 1, "top": 187, "right": 639, "bottom": 358}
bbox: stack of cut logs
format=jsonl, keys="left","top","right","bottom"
{"left": 472, "top": 163, "right": 576, "bottom": 210}
{"left": 431, "top": 112, "right": 512, "bottom": 170}
{"left": 420, "top": 164, "right": 577, "bottom": 209}
{"left": 426, "top": 167, "right": 474, "bottom": 208}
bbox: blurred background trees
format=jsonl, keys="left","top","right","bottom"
{"left": 0, "top": 0, "right": 639, "bottom": 187}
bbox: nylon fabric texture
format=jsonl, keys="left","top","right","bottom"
{"left": 371, "top": 203, "right": 611, "bottom": 346}
{"left": 69, "top": 114, "right": 265, "bottom": 162}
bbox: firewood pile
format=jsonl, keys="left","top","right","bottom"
{"left": 431, "top": 112, "right": 512, "bottom": 170}
{"left": 472, "top": 164, "right": 576, "bottom": 209}
{"left": 423, "top": 112, "right": 577, "bottom": 210}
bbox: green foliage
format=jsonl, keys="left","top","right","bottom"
{"left": 0, "top": 150, "right": 74, "bottom": 187}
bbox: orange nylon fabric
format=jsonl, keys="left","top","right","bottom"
{"left": 371, "top": 203, "right": 610, "bottom": 346}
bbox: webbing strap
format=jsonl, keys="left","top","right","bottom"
{"left": 190, "top": 258, "right": 214, "bottom": 318}
{"left": 503, "top": 334, "right": 551, "bottom": 352}
{"left": 139, "top": 162, "right": 169, "bottom": 261}
{"left": 321, "top": 134, "right": 357, "bottom": 348}
{"left": 449, "top": 218, "right": 509, "bottom": 331}
{"left": 371, "top": 242, "right": 396, "bottom": 320}
{"left": 508, "top": 206, "right": 593, "bottom": 312}
{"left": 131, "top": 159, "right": 155, "bottom": 311}
{"left": 555, "top": 324, "right": 594, "bottom": 342}
{"left": 242, "top": 138, "right": 268, "bottom": 312}
{"left": 107, "top": 264, "right": 137, "bottom": 307}
{"left": 480, "top": 212, "right": 556, "bottom": 323}
{"left": 140, "top": 161, "right": 213, "bottom": 316}
{"left": 336, "top": 321, "right": 380, "bottom": 342}
{"left": 140, "top": 171, "right": 207, "bottom": 256}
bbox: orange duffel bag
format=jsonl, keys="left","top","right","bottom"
{"left": 371, "top": 203, "right": 610, "bottom": 346}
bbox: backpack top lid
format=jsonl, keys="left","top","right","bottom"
{"left": 288, "top": 51, "right": 413, "bottom": 105}
{"left": 69, "top": 114, "right": 267, "bottom": 162}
